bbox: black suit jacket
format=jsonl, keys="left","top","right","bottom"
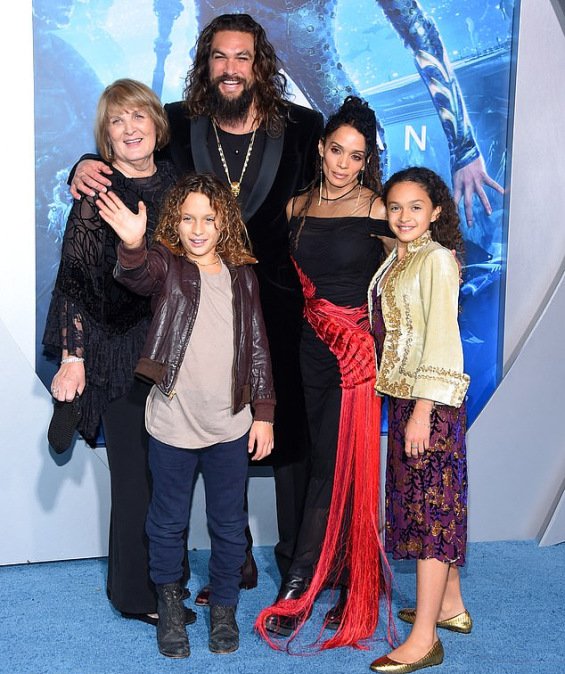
{"left": 161, "top": 101, "right": 323, "bottom": 292}
{"left": 161, "top": 101, "right": 323, "bottom": 460}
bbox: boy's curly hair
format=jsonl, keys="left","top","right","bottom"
{"left": 383, "top": 166, "right": 464, "bottom": 258}
{"left": 153, "top": 173, "right": 256, "bottom": 266}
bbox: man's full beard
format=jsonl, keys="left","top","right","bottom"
{"left": 209, "top": 77, "right": 255, "bottom": 126}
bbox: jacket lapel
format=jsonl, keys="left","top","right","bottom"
{"left": 190, "top": 116, "right": 215, "bottom": 173}
{"left": 242, "top": 128, "right": 284, "bottom": 221}
{"left": 190, "top": 116, "right": 284, "bottom": 221}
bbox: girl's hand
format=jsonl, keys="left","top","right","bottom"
{"left": 248, "top": 421, "right": 274, "bottom": 461}
{"left": 404, "top": 399, "right": 434, "bottom": 458}
{"left": 96, "top": 191, "right": 146, "bottom": 248}
{"left": 50, "top": 361, "right": 86, "bottom": 402}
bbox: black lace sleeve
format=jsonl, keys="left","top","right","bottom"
{"left": 43, "top": 162, "right": 178, "bottom": 441}
{"left": 43, "top": 196, "right": 104, "bottom": 357}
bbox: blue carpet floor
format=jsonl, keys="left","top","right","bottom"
{"left": 1, "top": 541, "right": 563, "bottom": 674}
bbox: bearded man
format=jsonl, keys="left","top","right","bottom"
{"left": 70, "top": 12, "right": 323, "bottom": 613}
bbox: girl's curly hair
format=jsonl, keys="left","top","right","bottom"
{"left": 383, "top": 166, "right": 464, "bottom": 258}
{"left": 153, "top": 173, "right": 256, "bottom": 266}
{"left": 183, "top": 13, "right": 288, "bottom": 137}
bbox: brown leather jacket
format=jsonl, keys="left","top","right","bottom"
{"left": 114, "top": 242, "right": 275, "bottom": 423}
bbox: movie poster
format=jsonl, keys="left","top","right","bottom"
{"left": 33, "top": 0, "right": 519, "bottom": 425}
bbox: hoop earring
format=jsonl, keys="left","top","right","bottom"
{"left": 318, "top": 164, "right": 323, "bottom": 206}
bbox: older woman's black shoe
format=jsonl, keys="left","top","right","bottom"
{"left": 264, "top": 575, "right": 311, "bottom": 637}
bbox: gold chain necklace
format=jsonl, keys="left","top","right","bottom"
{"left": 212, "top": 122, "right": 256, "bottom": 198}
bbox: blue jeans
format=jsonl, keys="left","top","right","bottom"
{"left": 146, "top": 433, "right": 249, "bottom": 607}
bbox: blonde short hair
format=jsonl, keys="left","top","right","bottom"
{"left": 94, "top": 78, "right": 169, "bottom": 162}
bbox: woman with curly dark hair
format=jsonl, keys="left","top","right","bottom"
{"left": 368, "top": 167, "right": 471, "bottom": 673}
{"left": 97, "top": 172, "right": 275, "bottom": 659}
{"left": 257, "top": 96, "right": 394, "bottom": 650}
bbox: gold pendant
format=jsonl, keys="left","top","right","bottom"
{"left": 230, "top": 181, "right": 241, "bottom": 197}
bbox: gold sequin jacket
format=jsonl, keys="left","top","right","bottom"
{"left": 368, "top": 231, "right": 470, "bottom": 407}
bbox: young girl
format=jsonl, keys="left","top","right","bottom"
{"left": 97, "top": 172, "right": 275, "bottom": 659}
{"left": 368, "top": 167, "right": 470, "bottom": 673}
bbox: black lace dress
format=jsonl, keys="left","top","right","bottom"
{"left": 43, "top": 161, "right": 177, "bottom": 441}
{"left": 43, "top": 160, "right": 179, "bottom": 615}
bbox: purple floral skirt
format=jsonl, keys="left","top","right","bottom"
{"left": 371, "top": 292, "right": 468, "bottom": 565}
{"left": 385, "top": 397, "right": 468, "bottom": 566}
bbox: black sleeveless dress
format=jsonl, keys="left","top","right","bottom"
{"left": 287, "top": 212, "right": 389, "bottom": 576}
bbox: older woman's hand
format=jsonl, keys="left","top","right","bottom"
{"left": 96, "top": 191, "right": 147, "bottom": 249}
{"left": 50, "top": 361, "right": 86, "bottom": 402}
{"left": 70, "top": 160, "right": 113, "bottom": 199}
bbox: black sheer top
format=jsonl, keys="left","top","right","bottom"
{"left": 288, "top": 192, "right": 391, "bottom": 387}
{"left": 290, "top": 214, "right": 390, "bottom": 308}
{"left": 43, "top": 161, "right": 178, "bottom": 441}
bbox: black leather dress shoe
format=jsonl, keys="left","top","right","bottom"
{"left": 240, "top": 549, "right": 258, "bottom": 589}
{"left": 277, "top": 575, "right": 312, "bottom": 601}
{"left": 264, "top": 575, "right": 311, "bottom": 637}
{"left": 324, "top": 585, "right": 348, "bottom": 630}
{"left": 121, "top": 607, "right": 197, "bottom": 627}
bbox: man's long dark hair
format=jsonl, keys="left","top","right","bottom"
{"left": 183, "top": 13, "right": 289, "bottom": 137}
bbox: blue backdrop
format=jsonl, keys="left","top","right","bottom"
{"left": 33, "top": 0, "right": 519, "bottom": 425}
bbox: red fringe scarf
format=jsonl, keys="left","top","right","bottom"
{"left": 255, "top": 261, "right": 393, "bottom": 651}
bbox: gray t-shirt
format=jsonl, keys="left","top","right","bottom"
{"left": 145, "top": 261, "right": 252, "bottom": 448}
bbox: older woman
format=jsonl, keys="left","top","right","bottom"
{"left": 43, "top": 79, "right": 192, "bottom": 626}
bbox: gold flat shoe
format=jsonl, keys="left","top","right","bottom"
{"left": 398, "top": 608, "right": 472, "bottom": 634}
{"left": 369, "top": 639, "right": 444, "bottom": 673}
